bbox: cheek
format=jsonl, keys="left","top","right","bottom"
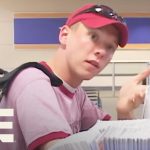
{"left": 66, "top": 37, "right": 82, "bottom": 55}
{"left": 107, "top": 54, "right": 113, "bottom": 62}
{"left": 66, "top": 32, "right": 95, "bottom": 63}
{"left": 67, "top": 37, "right": 92, "bottom": 58}
{"left": 105, "top": 50, "right": 115, "bottom": 61}
{"left": 101, "top": 52, "right": 114, "bottom": 69}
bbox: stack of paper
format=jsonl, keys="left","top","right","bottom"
{"left": 50, "top": 119, "right": 150, "bottom": 150}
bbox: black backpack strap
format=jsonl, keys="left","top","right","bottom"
{"left": 0, "top": 68, "right": 8, "bottom": 74}
{"left": 0, "top": 62, "right": 63, "bottom": 101}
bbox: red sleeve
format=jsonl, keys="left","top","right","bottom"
{"left": 28, "top": 131, "right": 70, "bottom": 150}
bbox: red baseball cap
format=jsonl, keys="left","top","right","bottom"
{"left": 65, "top": 3, "right": 128, "bottom": 47}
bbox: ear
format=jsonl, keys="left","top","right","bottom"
{"left": 59, "top": 25, "right": 70, "bottom": 45}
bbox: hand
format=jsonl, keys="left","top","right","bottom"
{"left": 117, "top": 67, "right": 150, "bottom": 119}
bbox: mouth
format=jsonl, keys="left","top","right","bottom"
{"left": 85, "top": 60, "right": 100, "bottom": 69}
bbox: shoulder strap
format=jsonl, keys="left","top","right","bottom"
{"left": 0, "top": 68, "right": 7, "bottom": 74}
{"left": 0, "top": 62, "right": 63, "bottom": 101}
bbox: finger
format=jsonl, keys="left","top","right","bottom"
{"left": 133, "top": 68, "right": 150, "bottom": 84}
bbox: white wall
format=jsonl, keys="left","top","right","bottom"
{"left": 1, "top": 0, "right": 150, "bottom": 12}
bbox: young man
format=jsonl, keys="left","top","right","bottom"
{"left": 0, "top": 3, "right": 150, "bottom": 150}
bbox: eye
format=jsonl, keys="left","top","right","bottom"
{"left": 105, "top": 44, "right": 116, "bottom": 52}
{"left": 89, "top": 31, "right": 99, "bottom": 42}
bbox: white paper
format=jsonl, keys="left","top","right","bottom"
{"left": 50, "top": 119, "right": 150, "bottom": 150}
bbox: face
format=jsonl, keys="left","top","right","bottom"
{"left": 59, "top": 22, "right": 119, "bottom": 82}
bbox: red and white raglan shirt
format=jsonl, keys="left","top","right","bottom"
{"left": 0, "top": 61, "right": 111, "bottom": 150}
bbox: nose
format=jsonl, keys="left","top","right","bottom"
{"left": 94, "top": 47, "right": 106, "bottom": 59}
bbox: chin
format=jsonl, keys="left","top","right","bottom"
{"left": 81, "top": 74, "right": 95, "bottom": 80}
{"left": 77, "top": 70, "right": 98, "bottom": 81}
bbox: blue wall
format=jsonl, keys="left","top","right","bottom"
{"left": 14, "top": 17, "right": 150, "bottom": 44}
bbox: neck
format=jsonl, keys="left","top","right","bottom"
{"left": 47, "top": 48, "right": 82, "bottom": 88}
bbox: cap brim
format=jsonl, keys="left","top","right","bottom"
{"left": 80, "top": 14, "right": 128, "bottom": 47}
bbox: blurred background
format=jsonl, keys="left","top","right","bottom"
{"left": 0, "top": 0, "right": 150, "bottom": 119}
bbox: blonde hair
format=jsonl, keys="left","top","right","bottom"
{"left": 69, "top": 22, "right": 81, "bottom": 31}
